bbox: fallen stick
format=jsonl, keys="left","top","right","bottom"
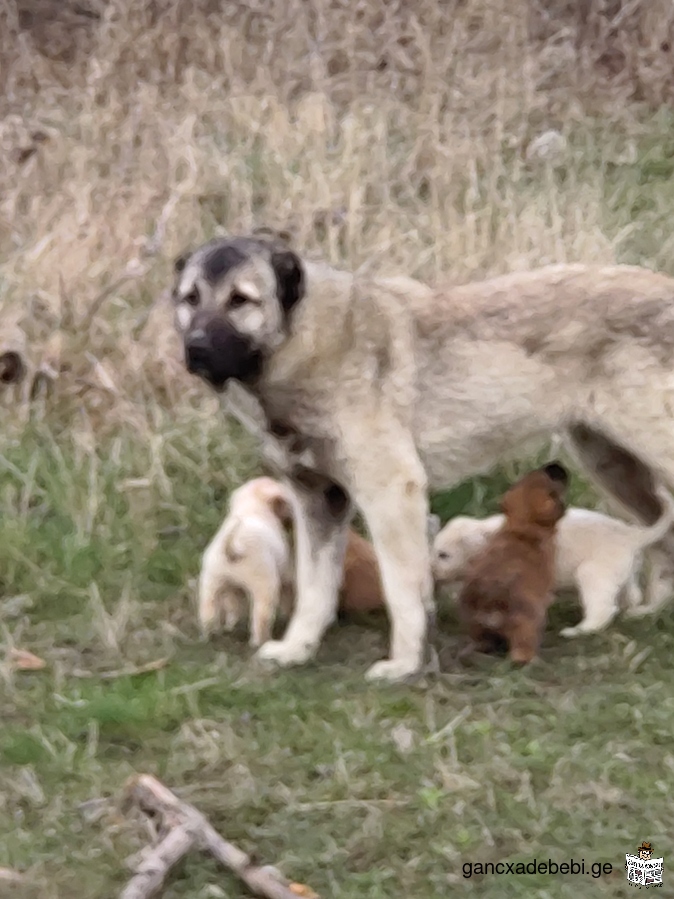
{"left": 121, "top": 826, "right": 195, "bottom": 899}
{"left": 120, "top": 774, "right": 310, "bottom": 899}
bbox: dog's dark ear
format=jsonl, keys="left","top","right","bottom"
{"left": 271, "top": 249, "right": 305, "bottom": 315}
{"left": 173, "top": 249, "right": 192, "bottom": 276}
{"left": 0, "top": 351, "right": 26, "bottom": 385}
{"left": 543, "top": 461, "right": 568, "bottom": 485}
{"left": 253, "top": 225, "right": 293, "bottom": 245}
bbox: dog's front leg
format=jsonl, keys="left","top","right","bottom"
{"left": 351, "top": 452, "right": 433, "bottom": 684}
{"left": 256, "top": 470, "right": 353, "bottom": 668}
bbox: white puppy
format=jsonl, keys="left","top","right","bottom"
{"left": 198, "top": 477, "right": 295, "bottom": 647}
{"left": 432, "top": 486, "right": 674, "bottom": 637}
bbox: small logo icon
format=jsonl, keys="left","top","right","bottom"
{"left": 625, "top": 842, "right": 664, "bottom": 888}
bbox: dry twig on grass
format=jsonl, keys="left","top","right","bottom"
{"left": 0, "top": 867, "right": 24, "bottom": 883}
{"left": 120, "top": 774, "right": 318, "bottom": 899}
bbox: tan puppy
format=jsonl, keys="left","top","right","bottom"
{"left": 458, "top": 463, "right": 568, "bottom": 664}
{"left": 338, "top": 516, "right": 440, "bottom": 615}
{"left": 339, "top": 529, "right": 386, "bottom": 614}
{"left": 198, "top": 477, "right": 386, "bottom": 645}
{"left": 198, "top": 477, "right": 295, "bottom": 647}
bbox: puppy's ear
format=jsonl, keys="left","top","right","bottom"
{"left": 173, "top": 249, "right": 193, "bottom": 276}
{"left": 543, "top": 461, "right": 568, "bottom": 486}
{"left": 271, "top": 494, "right": 294, "bottom": 526}
{"left": 271, "top": 249, "right": 305, "bottom": 315}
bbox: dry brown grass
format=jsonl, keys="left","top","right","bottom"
{"left": 1, "top": 0, "right": 674, "bottom": 438}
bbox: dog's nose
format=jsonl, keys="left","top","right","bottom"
{"left": 185, "top": 329, "right": 212, "bottom": 373}
{"left": 186, "top": 328, "right": 208, "bottom": 349}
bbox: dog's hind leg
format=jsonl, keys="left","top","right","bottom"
{"left": 221, "top": 586, "right": 246, "bottom": 633}
{"left": 505, "top": 612, "right": 545, "bottom": 665}
{"left": 256, "top": 470, "right": 353, "bottom": 668}
{"left": 625, "top": 556, "right": 673, "bottom": 618}
{"left": 622, "top": 569, "right": 644, "bottom": 611}
{"left": 248, "top": 571, "right": 283, "bottom": 648}
{"left": 565, "top": 422, "right": 663, "bottom": 523}
{"left": 561, "top": 563, "right": 621, "bottom": 637}
{"left": 565, "top": 421, "right": 674, "bottom": 609}
{"left": 197, "top": 560, "right": 229, "bottom": 637}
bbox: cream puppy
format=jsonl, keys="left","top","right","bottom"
{"left": 432, "top": 486, "right": 674, "bottom": 637}
{"left": 198, "top": 477, "right": 295, "bottom": 647}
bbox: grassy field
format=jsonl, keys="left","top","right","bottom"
{"left": 2, "top": 1, "right": 674, "bottom": 896}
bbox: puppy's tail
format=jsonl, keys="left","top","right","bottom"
{"left": 222, "top": 518, "right": 246, "bottom": 563}
{"left": 634, "top": 484, "right": 674, "bottom": 550}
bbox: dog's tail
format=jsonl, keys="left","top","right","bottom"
{"left": 633, "top": 484, "right": 674, "bottom": 550}
{"left": 222, "top": 517, "right": 246, "bottom": 563}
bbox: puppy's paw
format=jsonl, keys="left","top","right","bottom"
{"left": 560, "top": 625, "right": 591, "bottom": 638}
{"left": 255, "top": 639, "right": 314, "bottom": 667}
{"left": 365, "top": 658, "right": 421, "bottom": 683}
{"left": 623, "top": 605, "right": 653, "bottom": 619}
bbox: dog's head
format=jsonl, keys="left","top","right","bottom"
{"left": 431, "top": 516, "right": 496, "bottom": 583}
{"left": 171, "top": 235, "right": 305, "bottom": 391}
{"left": 500, "top": 462, "right": 568, "bottom": 532}
{"left": 230, "top": 476, "right": 296, "bottom": 531}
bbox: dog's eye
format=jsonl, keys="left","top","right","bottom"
{"left": 229, "top": 292, "right": 249, "bottom": 309}
{"left": 437, "top": 551, "right": 450, "bottom": 560}
{"left": 183, "top": 289, "right": 200, "bottom": 307}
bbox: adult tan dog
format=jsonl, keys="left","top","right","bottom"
{"left": 457, "top": 463, "right": 568, "bottom": 664}
{"left": 170, "top": 233, "right": 674, "bottom": 682}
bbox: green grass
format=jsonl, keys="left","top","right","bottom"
{"left": 1, "top": 420, "right": 672, "bottom": 899}
{"left": 5, "top": 1, "right": 674, "bottom": 895}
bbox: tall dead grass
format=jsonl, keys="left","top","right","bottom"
{"left": 1, "top": 0, "right": 673, "bottom": 437}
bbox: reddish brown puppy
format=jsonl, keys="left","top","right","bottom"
{"left": 457, "top": 462, "right": 568, "bottom": 664}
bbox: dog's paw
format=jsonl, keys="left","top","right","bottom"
{"left": 560, "top": 625, "right": 591, "bottom": 638}
{"left": 365, "top": 658, "right": 421, "bottom": 683}
{"left": 255, "top": 639, "right": 314, "bottom": 668}
{"left": 623, "top": 605, "right": 654, "bottom": 619}
{"left": 198, "top": 621, "right": 218, "bottom": 641}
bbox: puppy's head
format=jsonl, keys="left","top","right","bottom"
{"left": 432, "top": 517, "right": 493, "bottom": 583}
{"left": 231, "top": 476, "right": 295, "bottom": 526}
{"left": 171, "top": 235, "right": 305, "bottom": 391}
{"left": 500, "top": 464, "right": 568, "bottom": 531}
